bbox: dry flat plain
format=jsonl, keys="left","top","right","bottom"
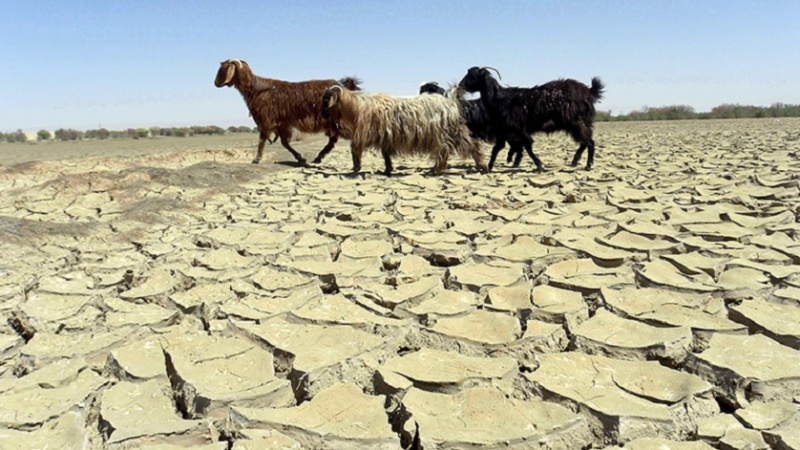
{"left": 0, "top": 118, "right": 799, "bottom": 450}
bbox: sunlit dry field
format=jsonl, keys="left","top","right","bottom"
{"left": 0, "top": 133, "right": 262, "bottom": 167}
{"left": 1, "top": 118, "right": 799, "bottom": 449}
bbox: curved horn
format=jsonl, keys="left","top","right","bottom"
{"left": 480, "top": 66, "right": 502, "bottom": 80}
{"left": 328, "top": 85, "right": 344, "bottom": 94}
{"left": 231, "top": 59, "right": 243, "bottom": 69}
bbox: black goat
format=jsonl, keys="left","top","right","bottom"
{"left": 458, "top": 67, "right": 604, "bottom": 171}
{"left": 419, "top": 82, "right": 494, "bottom": 144}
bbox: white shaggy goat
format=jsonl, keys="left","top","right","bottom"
{"left": 321, "top": 86, "right": 488, "bottom": 176}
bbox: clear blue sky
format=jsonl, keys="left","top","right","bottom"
{"left": 2, "top": 0, "right": 798, "bottom": 131}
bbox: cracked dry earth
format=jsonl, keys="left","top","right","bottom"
{"left": 1, "top": 118, "right": 799, "bottom": 450}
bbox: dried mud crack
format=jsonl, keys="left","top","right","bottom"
{"left": 1, "top": 120, "right": 800, "bottom": 449}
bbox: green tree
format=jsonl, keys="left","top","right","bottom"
{"left": 7, "top": 129, "right": 28, "bottom": 143}
{"left": 54, "top": 128, "right": 83, "bottom": 141}
{"left": 37, "top": 130, "right": 52, "bottom": 141}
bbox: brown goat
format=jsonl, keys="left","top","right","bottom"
{"left": 214, "top": 59, "right": 361, "bottom": 165}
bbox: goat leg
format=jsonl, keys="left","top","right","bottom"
{"left": 380, "top": 149, "right": 394, "bottom": 176}
{"left": 471, "top": 147, "right": 489, "bottom": 174}
{"left": 488, "top": 140, "right": 506, "bottom": 171}
{"left": 522, "top": 140, "right": 543, "bottom": 172}
{"left": 253, "top": 132, "right": 268, "bottom": 164}
{"left": 585, "top": 139, "right": 595, "bottom": 170}
{"left": 350, "top": 144, "right": 363, "bottom": 174}
{"left": 571, "top": 144, "right": 586, "bottom": 167}
{"left": 277, "top": 133, "right": 307, "bottom": 166}
{"left": 312, "top": 135, "right": 339, "bottom": 164}
{"left": 513, "top": 148, "right": 524, "bottom": 167}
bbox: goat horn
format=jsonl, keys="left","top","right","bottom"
{"left": 481, "top": 66, "right": 502, "bottom": 80}
{"left": 231, "top": 59, "right": 243, "bottom": 69}
{"left": 328, "top": 85, "right": 344, "bottom": 93}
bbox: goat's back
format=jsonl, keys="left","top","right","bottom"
{"left": 350, "top": 93, "right": 468, "bottom": 155}
{"left": 519, "top": 79, "right": 601, "bottom": 131}
{"left": 247, "top": 78, "right": 341, "bottom": 132}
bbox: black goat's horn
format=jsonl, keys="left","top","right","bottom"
{"left": 481, "top": 66, "right": 502, "bottom": 80}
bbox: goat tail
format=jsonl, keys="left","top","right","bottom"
{"left": 590, "top": 77, "right": 605, "bottom": 102}
{"left": 339, "top": 76, "right": 363, "bottom": 91}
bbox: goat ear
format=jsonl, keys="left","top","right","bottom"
{"left": 222, "top": 63, "right": 236, "bottom": 85}
{"left": 327, "top": 85, "right": 343, "bottom": 104}
{"left": 328, "top": 90, "right": 340, "bottom": 107}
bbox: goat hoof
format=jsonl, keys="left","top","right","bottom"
{"left": 312, "top": 157, "right": 323, "bottom": 164}
{"left": 251, "top": 159, "right": 261, "bottom": 164}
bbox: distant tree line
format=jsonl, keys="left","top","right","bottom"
{"left": 1, "top": 129, "right": 28, "bottom": 143}
{"left": 4, "top": 103, "right": 799, "bottom": 143}
{"left": 0, "top": 125, "right": 256, "bottom": 143}
{"left": 596, "top": 102, "right": 800, "bottom": 122}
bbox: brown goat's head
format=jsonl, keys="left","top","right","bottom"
{"left": 214, "top": 59, "right": 248, "bottom": 88}
{"left": 321, "top": 85, "right": 344, "bottom": 120}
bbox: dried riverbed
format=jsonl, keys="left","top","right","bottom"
{"left": 1, "top": 119, "right": 799, "bottom": 449}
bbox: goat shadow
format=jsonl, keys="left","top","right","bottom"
{"left": 310, "top": 164, "right": 495, "bottom": 179}
{"left": 309, "top": 168, "right": 415, "bottom": 179}
{"left": 273, "top": 160, "right": 312, "bottom": 168}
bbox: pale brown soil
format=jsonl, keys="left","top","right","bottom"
{"left": 1, "top": 119, "right": 799, "bottom": 449}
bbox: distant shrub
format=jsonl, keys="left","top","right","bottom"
{"left": 602, "top": 103, "right": 800, "bottom": 121}
{"left": 37, "top": 130, "right": 52, "bottom": 141}
{"left": 84, "top": 128, "right": 110, "bottom": 140}
{"left": 227, "top": 125, "right": 255, "bottom": 133}
{"left": 595, "top": 110, "right": 613, "bottom": 122}
{"left": 5, "top": 129, "right": 27, "bottom": 143}
{"left": 55, "top": 128, "right": 83, "bottom": 141}
{"left": 190, "top": 125, "right": 226, "bottom": 136}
